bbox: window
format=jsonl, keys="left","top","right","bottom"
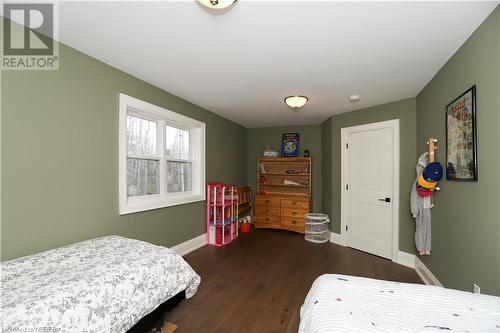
{"left": 119, "top": 94, "right": 205, "bottom": 214}
{"left": 165, "top": 126, "right": 192, "bottom": 193}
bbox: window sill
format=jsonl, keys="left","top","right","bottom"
{"left": 119, "top": 193, "right": 205, "bottom": 215}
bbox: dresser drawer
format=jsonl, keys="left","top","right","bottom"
{"left": 255, "top": 206, "right": 280, "bottom": 216}
{"left": 281, "top": 216, "right": 304, "bottom": 226}
{"left": 281, "top": 207, "right": 308, "bottom": 218}
{"left": 256, "top": 197, "right": 281, "bottom": 207}
{"left": 281, "top": 199, "right": 309, "bottom": 209}
{"left": 255, "top": 215, "right": 281, "bottom": 224}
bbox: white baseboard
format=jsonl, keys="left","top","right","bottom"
{"left": 326, "top": 240, "right": 442, "bottom": 287}
{"left": 170, "top": 233, "right": 207, "bottom": 256}
{"left": 396, "top": 250, "right": 416, "bottom": 268}
{"left": 395, "top": 251, "right": 442, "bottom": 287}
{"left": 329, "top": 232, "right": 343, "bottom": 245}
{"left": 415, "top": 256, "right": 443, "bottom": 287}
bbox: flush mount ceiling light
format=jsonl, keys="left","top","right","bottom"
{"left": 198, "top": 0, "right": 237, "bottom": 9}
{"left": 284, "top": 95, "right": 308, "bottom": 109}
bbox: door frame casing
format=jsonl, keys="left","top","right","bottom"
{"left": 340, "top": 119, "right": 400, "bottom": 262}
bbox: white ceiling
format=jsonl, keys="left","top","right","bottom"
{"left": 58, "top": 1, "right": 498, "bottom": 128}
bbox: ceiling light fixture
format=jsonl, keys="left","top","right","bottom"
{"left": 284, "top": 95, "right": 308, "bottom": 109}
{"left": 198, "top": 0, "right": 237, "bottom": 9}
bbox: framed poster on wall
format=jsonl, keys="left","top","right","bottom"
{"left": 445, "top": 85, "right": 477, "bottom": 181}
{"left": 281, "top": 133, "right": 300, "bottom": 157}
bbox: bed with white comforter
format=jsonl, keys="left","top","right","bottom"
{"left": 1, "top": 236, "right": 201, "bottom": 333}
{"left": 300, "top": 274, "right": 500, "bottom": 333}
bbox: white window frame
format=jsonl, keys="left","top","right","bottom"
{"left": 119, "top": 93, "right": 205, "bottom": 215}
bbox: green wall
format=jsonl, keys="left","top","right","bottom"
{"left": 1, "top": 42, "right": 246, "bottom": 261}
{"left": 325, "top": 98, "right": 418, "bottom": 254}
{"left": 321, "top": 118, "right": 333, "bottom": 219}
{"left": 246, "top": 125, "right": 322, "bottom": 212}
{"left": 416, "top": 6, "right": 500, "bottom": 295}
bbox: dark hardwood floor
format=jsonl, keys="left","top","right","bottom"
{"left": 130, "top": 228, "right": 422, "bottom": 333}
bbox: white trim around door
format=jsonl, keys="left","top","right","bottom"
{"left": 340, "top": 119, "right": 400, "bottom": 262}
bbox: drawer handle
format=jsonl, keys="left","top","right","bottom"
{"left": 291, "top": 201, "right": 297, "bottom": 205}
{"left": 291, "top": 211, "right": 297, "bottom": 215}
{"left": 265, "top": 200, "right": 270, "bottom": 204}
{"left": 265, "top": 217, "right": 270, "bottom": 221}
{"left": 291, "top": 220, "right": 297, "bottom": 224}
{"left": 265, "top": 209, "right": 270, "bottom": 212}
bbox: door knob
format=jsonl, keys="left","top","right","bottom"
{"left": 378, "top": 198, "right": 391, "bottom": 203}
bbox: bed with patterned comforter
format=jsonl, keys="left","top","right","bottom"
{"left": 300, "top": 274, "right": 500, "bottom": 333}
{"left": 1, "top": 236, "right": 201, "bottom": 333}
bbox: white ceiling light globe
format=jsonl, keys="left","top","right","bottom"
{"left": 284, "top": 95, "right": 308, "bottom": 109}
{"left": 198, "top": 0, "right": 237, "bottom": 9}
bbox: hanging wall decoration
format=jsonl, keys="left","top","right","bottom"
{"left": 445, "top": 85, "right": 477, "bottom": 181}
{"left": 281, "top": 133, "right": 300, "bottom": 157}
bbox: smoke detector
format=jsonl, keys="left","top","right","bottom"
{"left": 349, "top": 95, "right": 361, "bottom": 102}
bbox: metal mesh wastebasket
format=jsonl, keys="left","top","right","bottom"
{"left": 304, "top": 213, "right": 330, "bottom": 243}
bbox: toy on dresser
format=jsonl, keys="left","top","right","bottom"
{"left": 262, "top": 145, "right": 279, "bottom": 157}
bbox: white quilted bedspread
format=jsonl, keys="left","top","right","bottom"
{"left": 1, "top": 236, "right": 201, "bottom": 333}
{"left": 300, "top": 274, "right": 500, "bottom": 333}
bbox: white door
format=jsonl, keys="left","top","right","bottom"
{"left": 343, "top": 121, "right": 398, "bottom": 259}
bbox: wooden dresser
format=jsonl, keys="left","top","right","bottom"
{"left": 255, "top": 194, "right": 310, "bottom": 233}
{"left": 254, "top": 157, "right": 311, "bottom": 234}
